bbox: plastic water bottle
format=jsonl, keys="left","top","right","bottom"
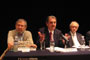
{"left": 81, "top": 36, "right": 86, "bottom": 51}
{"left": 50, "top": 41, "right": 55, "bottom": 52}
{"left": 13, "top": 35, "right": 18, "bottom": 52}
{"left": 82, "top": 36, "right": 85, "bottom": 46}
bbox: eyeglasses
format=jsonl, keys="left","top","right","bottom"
{"left": 71, "top": 26, "right": 78, "bottom": 29}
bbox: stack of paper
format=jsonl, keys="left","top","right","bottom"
{"left": 78, "top": 45, "right": 90, "bottom": 48}
{"left": 18, "top": 47, "right": 30, "bottom": 52}
{"left": 46, "top": 47, "right": 78, "bottom": 52}
{"left": 55, "top": 47, "right": 78, "bottom": 52}
{"left": 18, "top": 47, "right": 36, "bottom": 52}
{"left": 30, "top": 47, "right": 36, "bottom": 51}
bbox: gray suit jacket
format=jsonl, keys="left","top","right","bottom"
{"left": 86, "top": 31, "right": 90, "bottom": 45}
{"left": 67, "top": 32, "right": 85, "bottom": 47}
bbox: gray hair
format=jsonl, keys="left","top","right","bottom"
{"left": 16, "top": 18, "right": 27, "bottom": 26}
{"left": 69, "top": 21, "right": 79, "bottom": 27}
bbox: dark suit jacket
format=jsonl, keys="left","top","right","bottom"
{"left": 86, "top": 31, "right": 90, "bottom": 45}
{"left": 37, "top": 27, "right": 64, "bottom": 49}
{"left": 67, "top": 32, "right": 85, "bottom": 47}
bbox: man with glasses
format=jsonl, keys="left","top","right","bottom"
{"left": 65, "top": 21, "right": 85, "bottom": 48}
{"left": 7, "top": 18, "right": 37, "bottom": 50}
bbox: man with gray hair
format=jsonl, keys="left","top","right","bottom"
{"left": 7, "top": 18, "right": 37, "bottom": 50}
{"left": 65, "top": 21, "right": 85, "bottom": 48}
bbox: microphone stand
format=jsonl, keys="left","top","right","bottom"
{"left": 64, "top": 40, "right": 69, "bottom": 48}
{"left": 0, "top": 48, "right": 9, "bottom": 60}
{"left": 61, "top": 34, "right": 69, "bottom": 48}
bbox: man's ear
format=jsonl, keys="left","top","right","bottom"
{"left": 24, "top": 25, "right": 27, "bottom": 30}
{"left": 25, "top": 26, "right": 27, "bottom": 29}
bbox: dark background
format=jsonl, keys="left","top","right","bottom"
{"left": 0, "top": 0, "right": 90, "bottom": 56}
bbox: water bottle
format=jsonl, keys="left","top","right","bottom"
{"left": 80, "top": 36, "right": 86, "bottom": 51}
{"left": 50, "top": 41, "right": 55, "bottom": 52}
{"left": 13, "top": 35, "right": 18, "bottom": 52}
{"left": 82, "top": 36, "right": 85, "bottom": 46}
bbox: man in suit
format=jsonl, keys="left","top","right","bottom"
{"left": 65, "top": 21, "right": 85, "bottom": 48}
{"left": 85, "top": 31, "right": 90, "bottom": 45}
{"left": 37, "top": 15, "right": 64, "bottom": 49}
{"left": 7, "top": 18, "right": 37, "bottom": 50}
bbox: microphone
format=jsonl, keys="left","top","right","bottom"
{"left": 61, "top": 34, "right": 69, "bottom": 42}
{"left": 61, "top": 34, "right": 70, "bottom": 48}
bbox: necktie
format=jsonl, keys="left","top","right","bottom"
{"left": 49, "top": 32, "right": 53, "bottom": 41}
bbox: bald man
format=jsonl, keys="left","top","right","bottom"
{"left": 65, "top": 21, "right": 85, "bottom": 48}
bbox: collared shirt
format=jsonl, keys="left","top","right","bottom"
{"left": 15, "top": 32, "right": 24, "bottom": 41}
{"left": 70, "top": 31, "right": 80, "bottom": 47}
{"left": 8, "top": 30, "right": 34, "bottom": 46}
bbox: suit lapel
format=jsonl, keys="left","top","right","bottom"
{"left": 53, "top": 29, "right": 58, "bottom": 46}
{"left": 76, "top": 33, "right": 82, "bottom": 44}
{"left": 44, "top": 28, "right": 50, "bottom": 47}
{"left": 69, "top": 32, "right": 74, "bottom": 47}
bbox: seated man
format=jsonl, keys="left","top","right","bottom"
{"left": 7, "top": 18, "right": 37, "bottom": 50}
{"left": 37, "top": 15, "right": 64, "bottom": 50}
{"left": 85, "top": 31, "right": 90, "bottom": 46}
{"left": 65, "top": 21, "right": 85, "bottom": 48}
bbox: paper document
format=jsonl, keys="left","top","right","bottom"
{"left": 46, "top": 47, "right": 78, "bottom": 52}
{"left": 72, "top": 45, "right": 90, "bottom": 48}
{"left": 18, "top": 47, "right": 30, "bottom": 52}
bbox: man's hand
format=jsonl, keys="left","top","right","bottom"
{"left": 30, "top": 44, "right": 37, "bottom": 48}
{"left": 62, "top": 33, "right": 71, "bottom": 44}
{"left": 8, "top": 43, "right": 13, "bottom": 50}
{"left": 38, "top": 32, "right": 45, "bottom": 43}
{"left": 65, "top": 33, "right": 71, "bottom": 40}
{"left": 26, "top": 44, "right": 37, "bottom": 48}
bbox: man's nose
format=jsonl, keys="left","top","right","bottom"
{"left": 18, "top": 26, "right": 22, "bottom": 28}
{"left": 52, "top": 22, "right": 55, "bottom": 25}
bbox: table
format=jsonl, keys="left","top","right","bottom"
{"left": 3, "top": 49, "right": 90, "bottom": 60}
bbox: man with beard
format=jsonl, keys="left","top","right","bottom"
{"left": 37, "top": 15, "right": 64, "bottom": 50}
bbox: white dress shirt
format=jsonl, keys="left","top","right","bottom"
{"left": 70, "top": 32, "right": 81, "bottom": 48}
